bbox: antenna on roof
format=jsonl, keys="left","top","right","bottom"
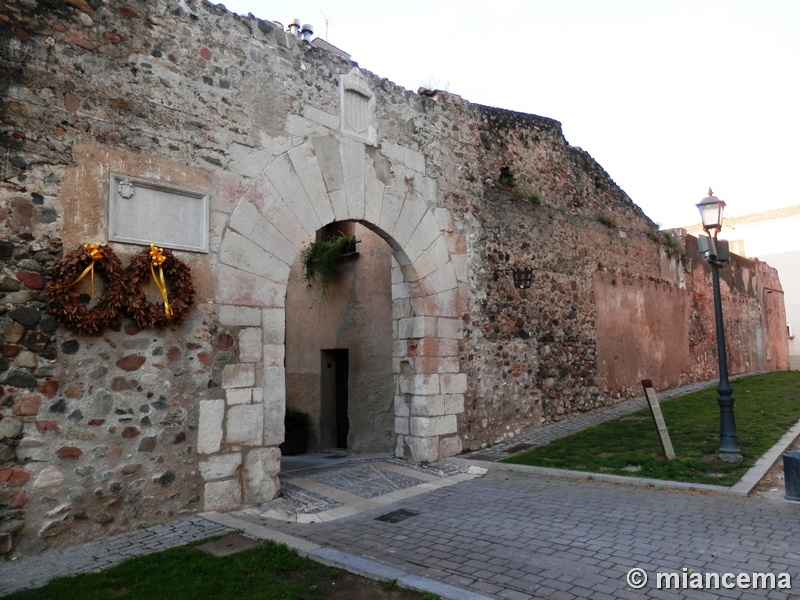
{"left": 320, "top": 10, "right": 330, "bottom": 40}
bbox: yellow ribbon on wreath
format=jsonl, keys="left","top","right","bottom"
{"left": 47, "top": 242, "right": 104, "bottom": 299}
{"left": 149, "top": 244, "right": 173, "bottom": 319}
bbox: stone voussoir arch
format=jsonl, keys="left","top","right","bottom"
{"left": 201, "top": 134, "right": 467, "bottom": 510}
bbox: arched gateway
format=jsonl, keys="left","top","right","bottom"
{"left": 3, "top": 5, "right": 789, "bottom": 560}
{"left": 200, "top": 133, "right": 468, "bottom": 510}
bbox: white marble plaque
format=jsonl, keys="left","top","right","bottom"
{"left": 108, "top": 173, "right": 209, "bottom": 252}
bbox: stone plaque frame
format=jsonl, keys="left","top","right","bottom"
{"left": 108, "top": 173, "right": 209, "bottom": 252}
{"left": 340, "top": 67, "right": 377, "bottom": 145}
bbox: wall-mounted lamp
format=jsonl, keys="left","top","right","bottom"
{"left": 497, "top": 268, "right": 533, "bottom": 290}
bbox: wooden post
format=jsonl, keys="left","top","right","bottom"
{"left": 641, "top": 379, "right": 676, "bottom": 460}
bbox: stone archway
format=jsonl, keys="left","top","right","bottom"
{"left": 201, "top": 134, "right": 467, "bottom": 510}
{"left": 284, "top": 220, "right": 397, "bottom": 455}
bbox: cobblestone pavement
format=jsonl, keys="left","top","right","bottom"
{"left": 3, "top": 373, "right": 796, "bottom": 599}
{"left": 243, "top": 456, "right": 484, "bottom": 522}
{"left": 254, "top": 469, "right": 800, "bottom": 599}
{"left": 0, "top": 516, "right": 234, "bottom": 597}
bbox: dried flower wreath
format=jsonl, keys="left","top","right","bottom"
{"left": 124, "top": 244, "right": 195, "bottom": 328}
{"left": 46, "top": 243, "right": 196, "bottom": 333}
{"left": 45, "top": 243, "right": 127, "bottom": 335}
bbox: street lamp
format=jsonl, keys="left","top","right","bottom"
{"left": 696, "top": 188, "right": 742, "bottom": 463}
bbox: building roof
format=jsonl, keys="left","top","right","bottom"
{"left": 311, "top": 38, "right": 351, "bottom": 60}
{"left": 683, "top": 204, "right": 800, "bottom": 235}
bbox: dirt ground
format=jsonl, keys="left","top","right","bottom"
{"left": 307, "top": 571, "right": 435, "bottom": 599}
{"left": 753, "top": 437, "right": 800, "bottom": 501}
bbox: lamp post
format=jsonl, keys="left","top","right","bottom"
{"left": 696, "top": 188, "right": 742, "bottom": 463}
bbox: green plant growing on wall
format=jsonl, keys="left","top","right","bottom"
{"left": 417, "top": 77, "right": 451, "bottom": 92}
{"left": 646, "top": 227, "right": 686, "bottom": 255}
{"left": 597, "top": 214, "right": 617, "bottom": 228}
{"left": 662, "top": 230, "right": 685, "bottom": 255}
{"left": 511, "top": 185, "right": 541, "bottom": 206}
{"left": 300, "top": 235, "right": 357, "bottom": 296}
{"left": 498, "top": 166, "right": 516, "bottom": 189}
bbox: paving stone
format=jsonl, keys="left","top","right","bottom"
{"left": 0, "top": 517, "right": 233, "bottom": 596}
{"left": 3, "top": 376, "right": 798, "bottom": 599}
{"left": 248, "top": 464, "right": 800, "bottom": 600}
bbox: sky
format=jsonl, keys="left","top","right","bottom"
{"left": 217, "top": 0, "right": 800, "bottom": 229}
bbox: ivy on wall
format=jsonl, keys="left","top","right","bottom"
{"left": 300, "top": 235, "right": 358, "bottom": 297}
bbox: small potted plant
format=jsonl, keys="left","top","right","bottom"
{"left": 280, "top": 407, "right": 311, "bottom": 455}
{"left": 300, "top": 234, "right": 359, "bottom": 296}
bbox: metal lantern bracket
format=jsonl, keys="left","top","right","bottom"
{"left": 497, "top": 267, "right": 533, "bottom": 289}
{"left": 697, "top": 236, "right": 729, "bottom": 264}
{"left": 341, "top": 238, "right": 361, "bottom": 260}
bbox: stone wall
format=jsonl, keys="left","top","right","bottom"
{"left": 429, "top": 104, "right": 788, "bottom": 449}
{"left": 0, "top": 0, "right": 788, "bottom": 558}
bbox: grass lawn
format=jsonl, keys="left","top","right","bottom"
{"left": 502, "top": 371, "right": 800, "bottom": 486}
{"left": 2, "top": 537, "right": 439, "bottom": 600}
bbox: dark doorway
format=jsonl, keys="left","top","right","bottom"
{"left": 321, "top": 349, "right": 349, "bottom": 449}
